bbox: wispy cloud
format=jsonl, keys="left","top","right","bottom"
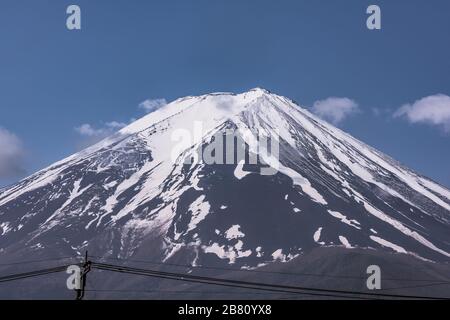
{"left": 394, "top": 94, "right": 450, "bottom": 132}
{"left": 74, "top": 121, "right": 127, "bottom": 137}
{"left": 138, "top": 98, "right": 167, "bottom": 113}
{"left": 105, "top": 121, "right": 128, "bottom": 130}
{"left": 0, "top": 127, "right": 26, "bottom": 179}
{"left": 311, "top": 97, "right": 359, "bottom": 125}
{"left": 74, "top": 97, "right": 167, "bottom": 149}
{"left": 74, "top": 121, "right": 128, "bottom": 149}
{"left": 371, "top": 107, "right": 393, "bottom": 118}
{"left": 74, "top": 124, "right": 104, "bottom": 137}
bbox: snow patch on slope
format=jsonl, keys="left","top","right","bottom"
{"left": 370, "top": 235, "right": 407, "bottom": 254}
{"left": 234, "top": 160, "right": 251, "bottom": 180}
{"left": 313, "top": 227, "right": 325, "bottom": 245}
{"left": 225, "top": 225, "right": 245, "bottom": 240}
{"left": 327, "top": 210, "right": 361, "bottom": 229}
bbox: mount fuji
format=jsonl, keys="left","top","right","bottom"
{"left": 0, "top": 88, "right": 449, "bottom": 298}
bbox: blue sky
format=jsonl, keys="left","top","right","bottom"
{"left": 0, "top": 0, "right": 449, "bottom": 188}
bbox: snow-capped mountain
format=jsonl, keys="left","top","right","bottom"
{"left": 1, "top": 88, "right": 449, "bottom": 269}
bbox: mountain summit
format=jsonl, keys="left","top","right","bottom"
{"left": 1, "top": 89, "right": 449, "bottom": 272}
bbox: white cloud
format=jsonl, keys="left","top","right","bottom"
{"left": 311, "top": 97, "right": 359, "bottom": 125}
{"left": 394, "top": 94, "right": 450, "bottom": 132}
{"left": 74, "top": 97, "right": 167, "bottom": 149}
{"left": 74, "top": 121, "right": 128, "bottom": 149}
{"left": 105, "top": 121, "right": 128, "bottom": 129}
{"left": 74, "top": 124, "right": 104, "bottom": 137}
{"left": 74, "top": 121, "right": 127, "bottom": 137}
{"left": 0, "top": 127, "right": 25, "bottom": 178}
{"left": 138, "top": 98, "right": 167, "bottom": 113}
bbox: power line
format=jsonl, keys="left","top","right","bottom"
{"left": 2, "top": 254, "right": 446, "bottom": 285}
{"left": 0, "top": 256, "right": 79, "bottom": 267}
{"left": 91, "top": 261, "right": 450, "bottom": 300}
{"left": 91, "top": 262, "right": 366, "bottom": 300}
{"left": 0, "top": 265, "right": 70, "bottom": 283}
{"left": 85, "top": 288, "right": 303, "bottom": 297}
{"left": 378, "top": 281, "right": 450, "bottom": 292}
{"left": 90, "top": 255, "right": 450, "bottom": 284}
{"left": 0, "top": 258, "right": 448, "bottom": 300}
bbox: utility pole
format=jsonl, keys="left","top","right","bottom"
{"left": 76, "top": 251, "right": 91, "bottom": 300}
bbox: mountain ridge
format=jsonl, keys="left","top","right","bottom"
{"left": 0, "top": 88, "right": 449, "bottom": 272}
